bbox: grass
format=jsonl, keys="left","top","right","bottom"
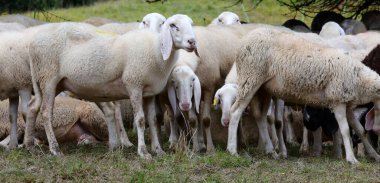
{"left": 23, "top": 0, "right": 313, "bottom": 26}
{"left": 1, "top": 131, "right": 380, "bottom": 182}
{"left": 0, "top": 1, "right": 374, "bottom": 182}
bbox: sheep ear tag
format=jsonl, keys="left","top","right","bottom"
{"left": 365, "top": 107, "right": 375, "bottom": 131}
{"left": 95, "top": 30, "right": 118, "bottom": 37}
{"left": 213, "top": 98, "right": 218, "bottom": 110}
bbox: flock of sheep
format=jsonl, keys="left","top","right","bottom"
{"left": 0, "top": 9, "right": 379, "bottom": 165}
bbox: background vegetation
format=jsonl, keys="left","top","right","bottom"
{"left": 20, "top": 0, "right": 313, "bottom": 25}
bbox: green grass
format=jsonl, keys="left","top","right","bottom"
{"left": 24, "top": 0, "right": 312, "bottom": 26}
{"left": 1, "top": 135, "right": 380, "bottom": 182}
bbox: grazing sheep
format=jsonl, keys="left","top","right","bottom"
{"left": 164, "top": 53, "right": 202, "bottom": 151}
{"left": 311, "top": 11, "right": 345, "bottom": 33}
{"left": 362, "top": 10, "right": 380, "bottom": 31}
{"left": 282, "top": 19, "right": 310, "bottom": 33}
{"left": 227, "top": 27, "right": 380, "bottom": 164}
{"left": 340, "top": 19, "right": 367, "bottom": 35}
{"left": 83, "top": 16, "right": 117, "bottom": 26}
{"left": 26, "top": 14, "right": 198, "bottom": 159}
{"left": 0, "top": 22, "right": 26, "bottom": 32}
{"left": 210, "top": 11, "right": 241, "bottom": 25}
{"left": 214, "top": 63, "right": 287, "bottom": 157}
{"left": 0, "top": 14, "right": 45, "bottom": 27}
{"left": 0, "top": 97, "right": 108, "bottom": 148}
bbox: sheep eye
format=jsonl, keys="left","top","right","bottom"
{"left": 192, "top": 78, "right": 195, "bottom": 81}
{"left": 170, "top": 23, "right": 177, "bottom": 28}
{"left": 143, "top": 21, "right": 146, "bottom": 24}
{"left": 161, "top": 21, "right": 165, "bottom": 25}
{"left": 218, "top": 19, "right": 222, "bottom": 22}
{"left": 236, "top": 19, "right": 240, "bottom": 22}
{"left": 175, "top": 86, "right": 178, "bottom": 89}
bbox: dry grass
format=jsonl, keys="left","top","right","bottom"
{"left": 1, "top": 131, "right": 379, "bottom": 182}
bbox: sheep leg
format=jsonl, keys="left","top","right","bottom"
{"left": 114, "top": 101, "right": 133, "bottom": 148}
{"left": 332, "top": 130, "right": 343, "bottom": 159}
{"left": 357, "top": 142, "right": 366, "bottom": 158}
{"left": 267, "top": 105, "right": 279, "bottom": 150}
{"left": 312, "top": 127, "right": 322, "bottom": 157}
{"left": 227, "top": 85, "right": 260, "bottom": 155}
{"left": 333, "top": 104, "right": 358, "bottom": 164}
{"left": 144, "top": 96, "right": 165, "bottom": 155}
{"left": 300, "top": 126, "right": 309, "bottom": 154}
{"left": 0, "top": 135, "right": 10, "bottom": 149}
{"left": 40, "top": 79, "right": 62, "bottom": 156}
{"left": 168, "top": 107, "right": 179, "bottom": 149}
{"left": 96, "top": 102, "right": 120, "bottom": 149}
{"left": 251, "top": 94, "right": 277, "bottom": 158}
{"left": 8, "top": 97, "right": 19, "bottom": 150}
{"left": 346, "top": 107, "right": 380, "bottom": 162}
{"left": 201, "top": 90, "right": 215, "bottom": 153}
{"left": 274, "top": 98, "right": 287, "bottom": 158}
{"left": 187, "top": 108, "right": 200, "bottom": 152}
{"left": 130, "top": 90, "right": 151, "bottom": 159}
{"left": 284, "top": 107, "right": 299, "bottom": 146}
{"left": 24, "top": 96, "right": 40, "bottom": 149}
{"left": 19, "top": 90, "right": 32, "bottom": 121}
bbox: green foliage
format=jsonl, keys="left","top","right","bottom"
{"left": 0, "top": 0, "right": 102, "bottom": 14}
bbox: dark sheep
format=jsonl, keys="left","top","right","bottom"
{"left": 362, "top": 10, "right": 380, "bottom": 31}
{"left": 311, "top": 11, "right": 345, "bottom": 33}
{"left": 282, "top": 19, "right": 311, "bottom": 33}
{"left": 340, "top": 19, "right": 367, "bottom": 35}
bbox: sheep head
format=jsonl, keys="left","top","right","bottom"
{"left": 168, "top": 65, "right": 201, "bottom": 114}
{"left": 160, "top": 14, "right": 198, "bottom": 61}
{"left": 212, "top": 11, "right": 241, "bottom": 25}
{"left": 139, "top": 13, "right": 166, "bottom": 33}
{"left": 214, "top": 83, "right": 238, "bottom": 127}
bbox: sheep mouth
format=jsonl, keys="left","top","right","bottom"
{"left": 184, "top": 47, "right": 200, "bottom": 57}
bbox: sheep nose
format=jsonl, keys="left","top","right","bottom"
{"left": 223, "top": 118, "right": 230, "bottom": 126}
{"left": 188, "top": 39, "right": 196, "bottom": 47}
{"left": 181, "top": 103, "right": 190, "bottom": 111}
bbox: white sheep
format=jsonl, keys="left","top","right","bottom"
{"left": 0, "top": 25, "right": 47, "bottom": 150}
{"left": 99, "top": 13, "right": 166, "bottom": 34}
{"left": 213, "top": 63, "right": 287, "bottom": 157}
{"left": 0, "top": 14, "right": 45, "bottom": 27}
{"left": 26, "top": 14, "right": 198, "bottom": 159}
{"left": 0, "top": 22, "right": 26, "bottom": 32}
{"left": 164, "top": 51, "right": 202, "bottom": 151}
{"left": 0, "top": 97, "right": 109, "bottom": 148}
{"left": 319, "top": 21, "right": 346, "bottom": 38}
{"left": 210, "top": 11, "right": 241, "bottom": 25}
{"left": 227, "top": 27, "right": 380, "bottom": 164}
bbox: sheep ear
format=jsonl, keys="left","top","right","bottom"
{"left": 160, "top": 21, "right": 173, "bottom": 61}
{"left": 168, "top": 84, "right": 177, "bottom": 115}
{"left": 213, "top": 90, "right": 220, "bottom": 110}
{"left": 193, "top": 75, "right": 201, "bottom": 114}
{"left": 138, "top": 22, "right": 145, "bottom": 29}
{"left": 365, "top": 107, "right": 375, "bottom": 131}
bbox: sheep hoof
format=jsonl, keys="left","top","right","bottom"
{"left": 154, "top": 148, "right": 166, "bottom": 156}
{"left": 169, "top": 141, "right": 178, "bottom": 151}
{"left": 140, "top": 152, "right": 153, "bottom": 160}
{"left": 347, "top": 158, "right": 359, "bottom": 165}
{"left": 279, "top": 152, "right": 288, "bottom": 159}
{"left": 299, "top": 144, "right": 309, "bottom": 155}
{"left": 139, "top": 146, "right": 152, "bottom": 160}
{"left": 269, "top": 151, "right": 279, "bottom": 159}
{"left": 51, "top": 150, "right": 64, "bottom": 157}
{"left": 206, "top": 146, "right": 215, "bottom": 154}
{"left": 123, "top": 141, "right": 134, "bottom": 148}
